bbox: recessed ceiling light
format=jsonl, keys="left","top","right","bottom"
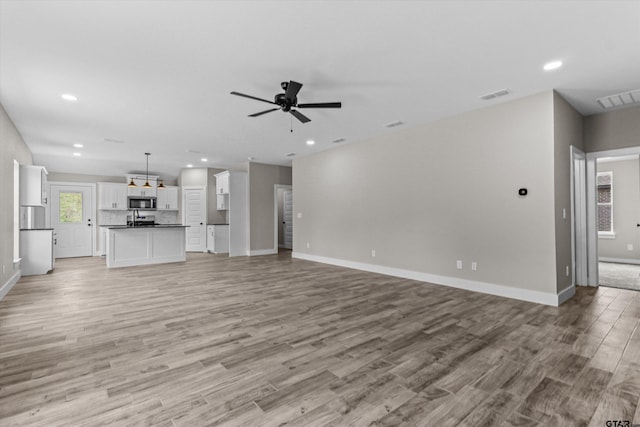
{"left": 72, "top": 152, "right": 81, "bottom": 157}
{"left": 73, "top": 143, "right": 84, "bottom": 148}
{"left": 61, "top": 93, "right": 78, "bottom": 102}
{"left": 306, "top": 140, "right": 315, "bottom": 146}
{"left": 186, "top": 164, "right": 193, "bottom": 168}
{"left": 543, "top": 60, "right": 563, "bottom": 71}
{"left": 200, "top": 158, "right": 208, "bottom": 162}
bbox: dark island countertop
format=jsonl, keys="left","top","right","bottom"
{"left": 106, "top": 224, "right": 189, "bottom": 229}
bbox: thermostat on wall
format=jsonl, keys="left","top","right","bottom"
{"left": 518, "top": 188, "right": 528, "bottom": 196}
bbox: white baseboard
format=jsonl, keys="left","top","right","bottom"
{"left": 0, "top": 270, "right": 21, "bottom": 301}
{"left": 557, "top": 285, "right": 575, "bottom": 305}
{"left": 292, "top": 252, "right": 567, "bottom": 307}
{"left": 598, "top": 257, "right": 640, "bottom": 265}
{"left": 250, "top": 249, "right": 278, "bottom": 256}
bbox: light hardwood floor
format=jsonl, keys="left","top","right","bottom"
{"left": 1, "top": 252, "right": 639, "bottom": 426}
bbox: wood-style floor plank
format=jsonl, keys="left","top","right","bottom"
{"left": 1, "top": 252, "right": 639, "bottom": 426}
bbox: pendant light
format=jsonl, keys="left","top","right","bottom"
{"left": 128, "top": 177, "right": 137, "bottom": 187}
{"left": 142, "top": 153, "right": 152, "bottom": 188}
{"left": 157, "top": 180, "right": 165, "bottom": 189}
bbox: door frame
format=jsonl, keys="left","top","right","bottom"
{"left": 47, "top": 181, "right": 97, "bottom": 256}
{"left": 182, "top": 186, "right": 207, "bottom": 252}
{"left": 571, "top": 146, "right": 588, "bottom": 286}
{"left": 585, "top": 145, "right": 640, "bottom": 286}
{"left": 274, "top": 184, "right": 292, "bottom": 253}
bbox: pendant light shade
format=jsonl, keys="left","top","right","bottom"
{"left": 157, "top": 180, "right": 166, "bottom": 189}
{"left": 128, "top": 178, "right": 137, "bottom": 187}
{"left": 143, "top": 153, "right": 152, "bottom": 188}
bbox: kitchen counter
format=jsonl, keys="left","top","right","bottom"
{"left": 106, "top": 224, "right": 189, "bottom": 229}
{"left": 105, "top": 225, "right": 186, "bottom": 268}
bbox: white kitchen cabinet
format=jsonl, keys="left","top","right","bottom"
{"left": 207, "top": 225, "right": 229, "bottom": 253}
{"left": 126, "top": 175, "right": 158, "bottom": 197}
{"left": 157, "top": 186, "right": 179, "bottom": 210}
{"left": 216, "top": 193, "right": 229, "bottom": 211}
{"left": 20, "top": 229, "right": 54, "bottom": 275}
{"left": 98, "top": 182, "right": 128, "bottom": 210}
{"left": 20, "top": 165, "right": 48, "bottom": 207}
{"left": 215, "top": 171, "right": 230, "bottom": 195}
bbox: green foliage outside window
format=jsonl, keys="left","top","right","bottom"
{"left": 60, "top": 192, "right": 82, "bottom": 223}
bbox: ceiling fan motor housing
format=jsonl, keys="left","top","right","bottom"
{"left": 274, "top": 93, "right": 296, "bottom": 111}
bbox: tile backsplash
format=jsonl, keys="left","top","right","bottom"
{"left": 98, "top": 210, "right": 179, "bottom": 226}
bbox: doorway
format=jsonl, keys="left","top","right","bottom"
{"left": 595, "top": 154, "right": 640, "bottom": 291}
{"left": 274, "top": 185, "right": 292, "bottom": 252}
{"left": 584, "top": 146, "right": 640, "bottom": 290}
{"left": 183, "top": 187, "right": 207, "bottom": 252}
{"left": 50, "top": 183, "right": 94, "bottom": 258}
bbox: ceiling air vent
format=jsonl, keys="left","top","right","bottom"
{"left": 286, "top": 152, "right": 296, "bottom": 157}
{"left": 480, "top": 89, "right": 510, "bottom": 101}
{"left": 332, "top": 138, "right": 346, "bottom": 143}
{"left": 385, "top": 120, "right": 404, "bottom": 128}
{"left": 596, "top": 89, "right": 640, "bottom": 109}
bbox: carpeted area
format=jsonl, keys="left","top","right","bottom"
{"left": 599, "top": 261, "right": 640, "bottom": 291}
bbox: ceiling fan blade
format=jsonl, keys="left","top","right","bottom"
{"left": 290, "top": 109, "right": 311, "bottom": 123}
{"left": 297, "top": 102, "right": 342, "bottom": 109}
{"left": 285, "top": 80, "right": 303, "bottom": 101}
{"left": 249, "top": 108, "right": 280, "bottom": 117}
{"left": 230, "top": 91, "right": 277, "bottom": 105}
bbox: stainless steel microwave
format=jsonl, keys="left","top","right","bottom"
{"left": 128, "top": 197, "right": 157, "bottom": 210}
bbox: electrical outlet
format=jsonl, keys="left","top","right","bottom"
{"left": 471, "top": 262, "right": 477, "bottom": 271}
{"left": 297, "top": 212, "right": 302, "bottom": 219}
{"left": 628, "top": 244, "right": 634, "bottom": 251}
{"left": 371, "top": 249, "right": 376, "bottom": 257}
{"left": 2, "top": 264, "right": 5, "bottom": 275}
{"left": 566, "top": 265, "right": 570, "bottom": 277}
{"left": 456, "top": 260, "right": 463, "bottom": 270}
{"left": 562, "top": 208, "right": 566, "bottom": 220}
{"left": 306, "top": 242, "right": 310, "bottom": 249}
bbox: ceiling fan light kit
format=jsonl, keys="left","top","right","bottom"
{"left": 230, "top": 80, "right": 341, "bottom": 123}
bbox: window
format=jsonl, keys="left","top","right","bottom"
{"left": 597, "top": 171, "right": 613, "bottom": 235}
{"left": 59, "top": 192, "right": 83, "bottom": 223}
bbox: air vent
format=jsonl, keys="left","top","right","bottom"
{"left": 286, "top": 152, "right": 296, "bottom": 157}
{"left": 480, "top": 89, "right": 510, "bottom": 101}
{"left": 332, "top": 138, "right": 346, "bottom": 143}
{"left": 185, "top": 149, "right": 201, "bottom": 154}
{"left": 104, "top": 137, "right": 125, "bottom": 144}
{"left": 597, "top": 89, "right": 640, "bottom": 109}
{"left": 385, "top": 120, "right": 404, "bottom": 128}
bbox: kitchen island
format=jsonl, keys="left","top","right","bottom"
{"left": 105, "top": 225, "right": 188, "bottom": 268}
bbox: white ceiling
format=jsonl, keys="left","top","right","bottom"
{"left": 1, "top": 0, "right": 639, "bottom": 181}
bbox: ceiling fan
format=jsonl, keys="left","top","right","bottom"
{"left": 230, "top": 80, "right": 341, "bottom": 123}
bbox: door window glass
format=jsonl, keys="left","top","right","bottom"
{"left": 59, "top": 192, "right": 83, "bottom": 223}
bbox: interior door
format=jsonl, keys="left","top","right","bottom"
{"left": 283, "top": 189, "right": 293, "bottom": 250}
{"left": 50, "top": 184, "right": 93, "bottom": 258}
{"left": 184, "top": 188, "right": 206, "bottom": 252}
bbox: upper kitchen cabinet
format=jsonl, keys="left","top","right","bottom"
{"left": 20, "top": 165, "right": 48, "bottom": 207}
{"left": 215, "top": 171, "right": 230, "bottom": 195}
{"left": 126, "top": 175, "right": 158, "bottom": 197}
{"left": 215, "top": 171, "right": 230, "bottom": 211}
{"left": 157, "top": 186, "right": 179, "bottom": 210}
{"left": 98, "top": 182, "right": 127, "bottom": 210}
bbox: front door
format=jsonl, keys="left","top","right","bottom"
{"left": 51, "top": 184, "right": 93, "bottom": 258}
{"left": 184, "top": 188, "right": 206, "bottom": 252}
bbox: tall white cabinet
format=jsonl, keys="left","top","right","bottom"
{"left": 214, "top": 171, "right": 248, "bottom": 257}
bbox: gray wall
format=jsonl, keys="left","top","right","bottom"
{"left": 597, "top": 158, "right": 640, "bottom": 261}
{"left": 249, "top": 163, "right": 292, "bottom": 252}
{"left": 0, "top": 103, "right": 34, "bottom": 288}
{"left": 584, "top": 106, "right": 640, "bottom": 152}
{"left": 553, "top": 92, "right": 584, "bottom": 292}
{"left": 293, "top": 91, "right": 560, "bottom": 294}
